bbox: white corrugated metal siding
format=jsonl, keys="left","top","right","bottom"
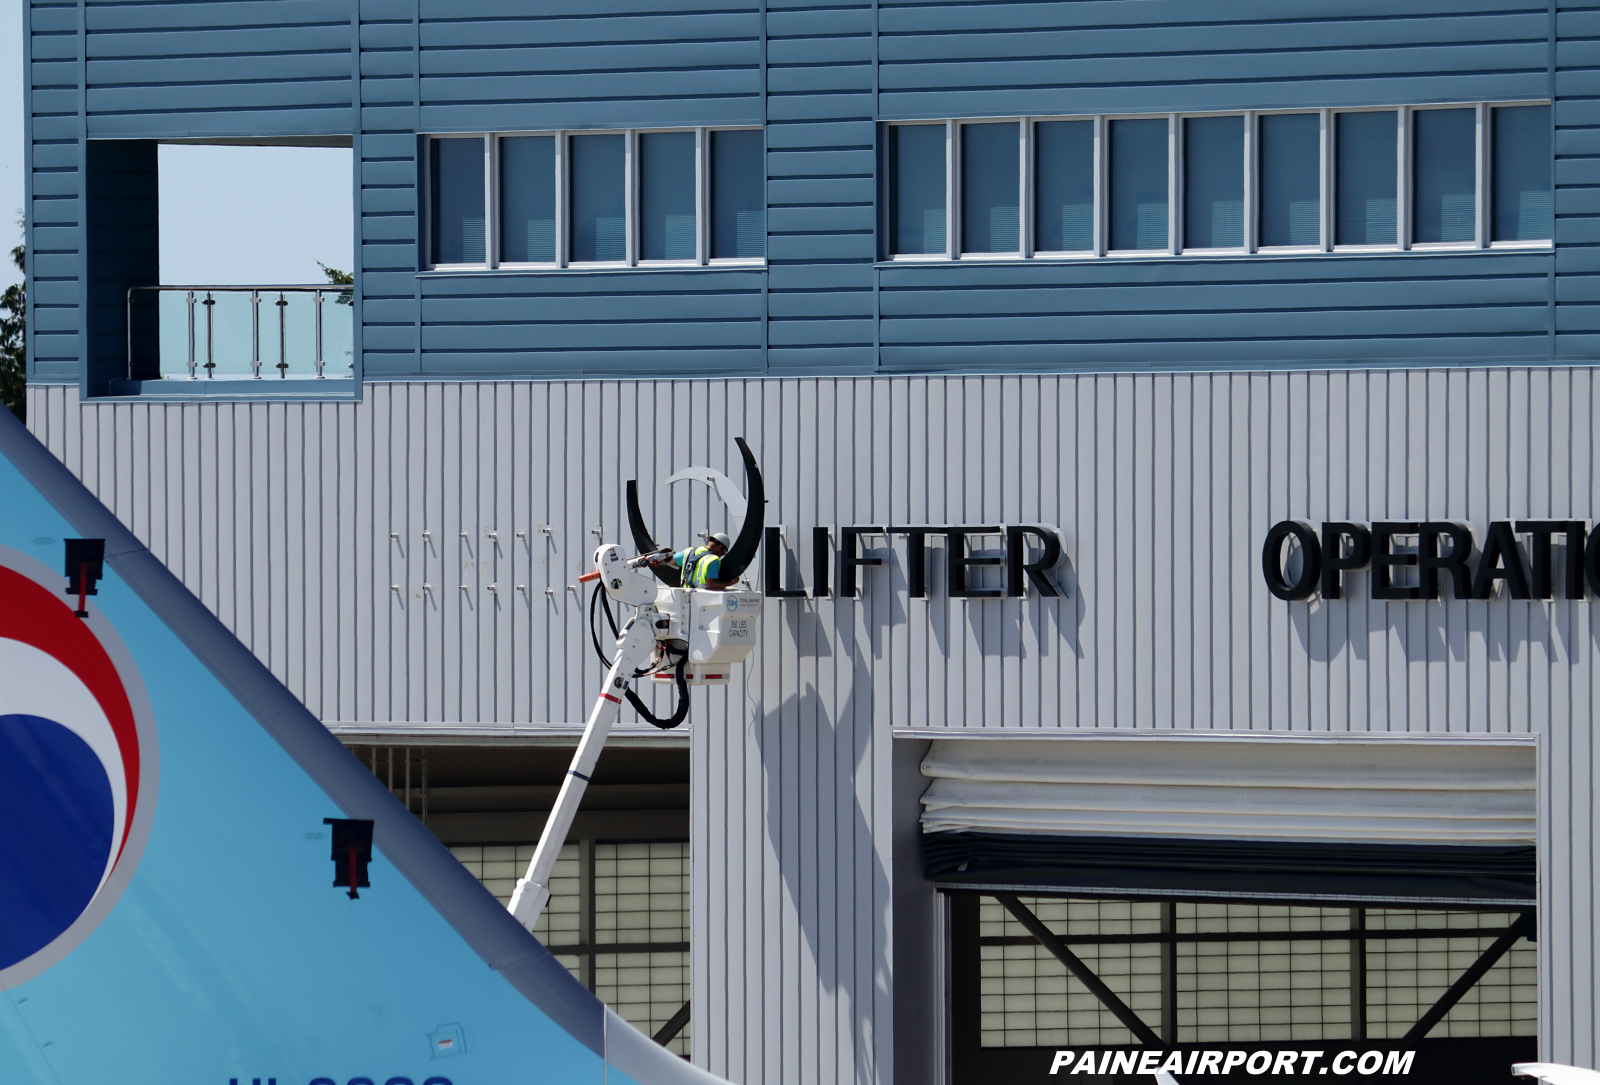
{"left": 26, "top": 369, "right": 1600, "bottom": 1076}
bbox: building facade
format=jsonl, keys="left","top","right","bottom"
{"left": 19, "top": 1, "right": 1597, "bottom": 1081}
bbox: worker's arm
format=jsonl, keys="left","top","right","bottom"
{"left": 701, "top": 555, "right": 736, "bottom": 590}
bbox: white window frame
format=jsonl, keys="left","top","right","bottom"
{"left": 564, "top": 130, "right": 632, "bottom": 269}
{"left": 955, "top": 118, "right": 1026, "bottom": 260}
{"left": 1245, "top": 108, "right": 1328, "bottom": 255}
{"left": 1176, "top": 111, "right": 1249, "bottom": 255}
{"left": 879, "top": 99, "right": 1551, "bottom": 265}
{"left": 424, "top": 134, "right": 492, "bottom": 271}
{"left": 423, "top": 127, "right": 767, "bottom": 272}
{"left": 884, "top": 120, "right": 952, "bottom": 262}
{"left": 704, "top": 124, "right": 767, "bottom": 267}
{"left": 1026, "top": 114, "right": 1099, "bottom": 259}
{"left": 492, "top": 131, "right": 562, "bottom": 270}
{"left": 1487, "top": 100, "right": 1558, "bottom": 251}
{"left": 1329, "top": 105, "right": 1404, "bottom": 253}
{"left": 1102, "top": 112, "right": 1176, "bottom": 258}
{"left": 1406, "top": 103, "right": 1482, "bottom": 252}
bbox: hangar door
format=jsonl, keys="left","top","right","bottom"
{"left": 918, "top": 736, "right": 1537, "bottom": 1083}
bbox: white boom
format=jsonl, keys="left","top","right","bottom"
{"left": 508, "top": 542, "right": 761, "bottom": 932}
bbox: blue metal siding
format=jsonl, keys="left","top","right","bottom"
{"left": 1559, "top": 1, "right": 1600, "bottom": 358}
{"left": 82, "top": 0, "right": 356, "bottom": 138}
{"left": 878, "top": 3, "right": 1552, "bottom": 118}
{"left": 22, "top": 0, "right": 1597, "bottom": 386}
{"left": 766, "top": 0, "right": 876, "bottom": 371}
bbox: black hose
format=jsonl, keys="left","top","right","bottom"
{"left": 588, "top": 583, "right": 612, "bottom": 669}
{"left": 626, "top": 651, "right": 691, "bottom": 730}
{"left": 589, "top": 582, "right": 691, "bottom": 729}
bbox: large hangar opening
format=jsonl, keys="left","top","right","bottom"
{"left": 898, "top": 734, "right": 1539, "bottom": 1083}
{"left": 346, "top": 741, "right": 694, "bottom": 1056}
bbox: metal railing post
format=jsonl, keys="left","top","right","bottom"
{"left": 204, "top": 292, "right": 215, "bottom": 377}
{"left": 125, "top": 288, "right": 134, "bottom": 381}
{"left": 276, "top": 291, "right": 288, "bottom": 377}
{"left": 250, "top": 289, "right": 262, "bottom": 379}
{"left": 186, "top": 291, "right": 197, "bottom": 379}
{"left": 315, "top": 289, "right": 325, "bottom": 379}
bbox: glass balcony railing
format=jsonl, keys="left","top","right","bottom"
{"left": 128, "top": 285, "right": 355, "bottom": 382}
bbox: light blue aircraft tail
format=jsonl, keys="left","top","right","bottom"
{"left": 0, "top": 403, "right": 726, "bottom": 1085}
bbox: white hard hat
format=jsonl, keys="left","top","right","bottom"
{"left": 709, "top": 532, "right": 731, "bottom": 549}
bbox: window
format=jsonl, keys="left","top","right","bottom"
{"left": 951, "top": 893, "right": 1535, "bottom": 1059}
{"left": 425, "top": 127, "right": 764, "bottom": 270}
{"left": 452, "top": 842, "right": 693, "bottom": 1057}
{"left": 1493, "top": 105, "right": 1552, "bottom": 243}
{"left": 1109, "top": 118, "right": 1169, "bottom": 251}
{"left": 961, "top": 122, "right": 1020, "bottom": 254}
{"left": 500, "top": 135, "right": 555, "bottom": 264}
{"left": 1258, "top": 113, "right": 1321, "bottom": 248}
{"left": 1033, "top": 120, "right": 1093, "bottom": 253}
{"left": 430, "top": 136, "right": 486, "bottom": 266}
{"left": 885, "top": 102, "right": 1549, "bottom": 263}
{"left": 639, "top": 131, "right": 696, "bottom": 262}
{"left": 570, "top": 133, "right": 627, "bottom": 263}
{"left": 1336, "top": 111, "right": 1397, "bottom": 246}
{"left": 1412, "top": 108, "right": 1475, "bottom": 245}
{"left": 1183, "top": 115, "right": 1244, "bottom": 249}
{"left": 712, "top": 128, "right": 765, "bottom": 259}
{"left": 890, "top": 124, "right": 948, "bottom": 256}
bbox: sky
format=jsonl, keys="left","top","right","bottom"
{"left": 2, "top": 0, "right": 354, "bottom": 291}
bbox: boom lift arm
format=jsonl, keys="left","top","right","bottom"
{"left": 508, "top": 440, "right": 766, "bottom": 933}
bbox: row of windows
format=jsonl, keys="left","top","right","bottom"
{"left": 888, "top": 104, "right": 1552, "bottom": 261}
{"left": 426, "top": 128, "right": 765, "bottom": 270}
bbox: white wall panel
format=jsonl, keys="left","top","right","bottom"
{"left": 27, "top": 370, "right": 1600, "bottom": 1076}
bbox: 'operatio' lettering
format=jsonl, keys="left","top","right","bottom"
{"left": 1262, "top": 520, "right": 1599, "bottom": 601}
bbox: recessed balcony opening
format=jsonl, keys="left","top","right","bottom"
{"left": 96, "top": 138, "right": 355, "bottom": 396}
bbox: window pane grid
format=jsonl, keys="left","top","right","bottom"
{"left": 427, "top": 129, "right": 763, "bottom": 271}
{"left": 885, "top": 102, "right": 1547, "bottom": 263}
{"left": 450, "top": 841, "right": 693, "bottom": 1057}
{"left": 975, "top": 898, "right": 1535, "bottom": 1048}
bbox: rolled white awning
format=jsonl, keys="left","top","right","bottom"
{"left": 919, "top": 736, "right": 1536, "bottom": 847}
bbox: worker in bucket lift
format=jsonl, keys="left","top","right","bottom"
{"left": 668, "top": 531, "right": 736, "bottom": 590}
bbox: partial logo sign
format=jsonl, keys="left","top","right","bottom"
{"left": 726, "top": 595, "right": 740, "bottom": 613}
{"left": 0, "top": 545, "right": 157, "bottom": 989}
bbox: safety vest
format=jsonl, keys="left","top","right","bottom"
{"left": 681, "top": 546, "right": 720, "bottom": 588}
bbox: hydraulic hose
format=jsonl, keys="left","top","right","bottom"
{"left": 589, "top": 583, "right": 691, "bottom": 729}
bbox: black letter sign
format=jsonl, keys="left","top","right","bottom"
{"left": 1417, "top": 522, "right": 1474, "bottom": 600}
{"left": 763, "top": 527, "right": 807, "bottom": 598}
{"left": 1371, "top": 523, "right": 1421, "bottom": 600}
{"left": 1320, "top": 523, "right": 1371, "bottom": 599}
{"left": 1472, "top": 521, "right": 1532, "bottom": 600}
{"left": 838, "top": 526, "right": 885, "bottom": 598}
{"left": 947, "top": 528, "right": 1003, "bottom": 598}
{"left": 1262, "top": 521, "right": 1321, "bottom": 601}
{"left": 1006, "top": 526, "right": 1063, "bottom": 597}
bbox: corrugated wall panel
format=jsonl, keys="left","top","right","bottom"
{"left": 27, "top": 370, "right": 1600, "bottom": 1075}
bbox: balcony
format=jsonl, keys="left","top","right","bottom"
{"left": 110, "top": 285, "right": 355, "bottom": 396}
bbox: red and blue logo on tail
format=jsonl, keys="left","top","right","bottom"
{"left": 0, "top": 553, "right": 156, "bottom": 988}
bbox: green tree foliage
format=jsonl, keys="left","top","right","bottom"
{"left": 318, "top": 262, "right": 354, "bottom": 306}
{"left": 0, "top": 240, "right": 23, "bottom": 423}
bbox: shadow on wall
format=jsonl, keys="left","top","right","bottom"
{"left": 1287, "top": 576, "right": 1586, "bottom": 667}
{"left": 754, "top": 647, "right": 890, "bottom": 1085}
{"left": 776, "top": 537, "right": 1085, "bottom": 664}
